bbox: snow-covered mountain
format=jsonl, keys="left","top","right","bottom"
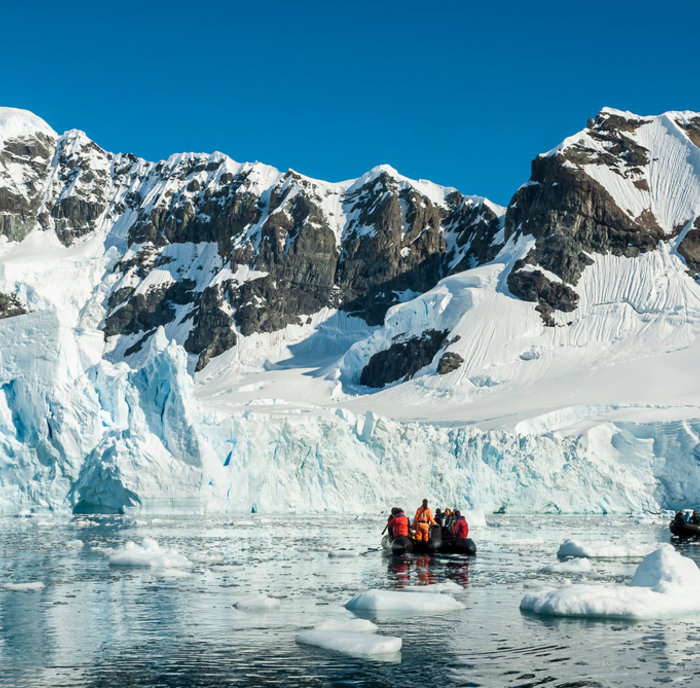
{"left": 0, "top": 106, "right": 698, "bottom": 515}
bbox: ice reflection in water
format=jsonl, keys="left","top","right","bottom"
{"left": 1, "top": 513, "right": 699, "bottom": 687}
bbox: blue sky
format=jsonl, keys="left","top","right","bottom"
{"left": 3, "top": 0, "right": 698, "bottom": 205}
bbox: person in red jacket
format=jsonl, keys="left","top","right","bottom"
{"left": 451, "top": 510, "right": 469, "bottom": 539}
{"left": 388, "top": 508, "right": 410, "bottom": 537}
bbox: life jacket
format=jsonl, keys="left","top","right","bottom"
{"left": 452, "top": 516, "right": 468, "bottom": 539}
{"left": 391, "top": 513, "right": 410, "bottom": 537}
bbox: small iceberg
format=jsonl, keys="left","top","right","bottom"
{"left": 108, "top": 538, "right": 191, "bottom": 569}
{"left": 540, "top": 558, "right": 592, "bottom": 574}
{"left": 521, "top": 545, "right": 700, "bottom": 619}
{"left": 402, "top": 581, "right": 464, "bottom": 594}
{"left": 328, "top": 550, "right": 360, "bottom": 558}
{"left": 557, "top": 539, "right": 657, "bottom": 559}
{"left": 345, "top": 589, "right": 465, "bottom": 614}
{"left": 296, "top": 630, "right": 401, "bottom": 658}
{"left": 296, "top": 618, "right": 400, "bottom": 659}
{"left": 233, "top": 594, "right": 281, "bottom": 611}
{"left": 2, "top": 582, "right": 45, "bottom": 591}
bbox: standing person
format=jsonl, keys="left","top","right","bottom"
{"left": 389, "top": 508, "right": 410, "bottom": 537}
{"left": 413, "top": 499, "right": 437, "bottom": 542}
{"left": 451, "top": 510, "right": 469, "bottom": 539}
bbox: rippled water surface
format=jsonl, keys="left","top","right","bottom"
{"left": 1, "top": 513, "right": 698, "bottom": 687}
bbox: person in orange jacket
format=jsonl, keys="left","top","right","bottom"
{"left": 413, "top": 499, "right": 437, "bottom": 541}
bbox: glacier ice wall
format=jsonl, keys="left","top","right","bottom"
{"left": 0, "top": 311, "right": 698, "bottom": 515}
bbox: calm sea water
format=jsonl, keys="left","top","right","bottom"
{"left": 0, "top": 512, "right": 696, "bottom": 688}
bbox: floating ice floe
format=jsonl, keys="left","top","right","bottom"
{"left": 189, "top": 552, "right": 224, "bottom": 565}
{"left": 65, "top": 540, "right": 84, "bottom": 549}
{"left": 328, "top": 550, "right": 360, "bottom": 558}
{"left": 557, "top": 539, "right": 657, "bottom": 559}
{"left": 540, "top": 558, "right": 593, "bottom": 574}
{"left": 313, "top": 618, "right": 378, "bottom": 633}
{"left": 233, "top": 594, "right": 281, "bottom": 610}
{"left": 296, "top": 630, "right": 401, "bottom": 658}
{"left": 296, "top": 618, "right": 400, "bottom": 658}
{"left": 2, "top": 582, "right": 45, "bottom": 591}
{"left": 402, "top": 581, "right": 464, "bottom": 594}
{"left": 108, "top": 538, "right": 191, "bottom": 569}
{"left": 521, "top": 545, "right": 700, "bottom": 619}
{"left": 345, "top": 589, "right": 465, "bottom": 614}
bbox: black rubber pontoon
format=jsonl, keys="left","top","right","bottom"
{"left": 670, "top": 517, "right": 700, "bottom": 540}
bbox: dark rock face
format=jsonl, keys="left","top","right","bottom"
{"left": 0, "top": 293, "right": 28, "bottom": 320}
{"left": 184, "top": 286, "right": 237, "bottom": 371}
{"left": 504, "top": 110, "right": 666, "bottom": 325}
{"left": 103, "top": 280, "right": 196, "bottom": 338}
{"left": 678, "top": 217, "right": 700, "bottom": 275}
{"left": 437, "top": 352, "right": 464, "bottom": 375}
{"left": 359, "top": 329, "right": 449, "bottom": 388}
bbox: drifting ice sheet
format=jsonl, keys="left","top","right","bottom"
{"left": 108, "top": 538, "right": 192, "bottom": 569}
{"left": 345, "top": 589, "right": 465, "bottom": 613}
{"left": 540, "top": 558, "right": 592, "bottom": 574}
{"left": 314, "top": 619, "right": 378, "bottom": 633}
{"left": 521, "top": 545, "right": 700, "bottom": 619}
{"left": 557, "top": 539, "right": 658, "bottom": 559}
{"left": 234, "top": 594, "right": 281, "bottom": 610}
{"left": 2, "top": 582, "right": 45, "bottom": 591}
{"left": 296, "top": 630, "right": 401, "bottom": 658}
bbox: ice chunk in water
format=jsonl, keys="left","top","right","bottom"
{"left": 345, "top": 589, "right": 465, "bottom": 613}
{"left": 296, "top": 630, "right": 401, "bottom": 658}
{"left": 108, "top": 538, "right": 191, "bottom": 569}
{"left": 540, "top": 558, "right": 592, "bottom": 573}
{"left": 521, "top": 546, "right": 700, "bottom": 619}
{"left": 557, "top": 539, "right": 657, "bottom": 559}
{"left": 313, "top": 618, "right": 378, "bottom": 633}
{"left": 234, "top": 594, "right": 281, "bottom": 610}
{"left": 402, "top": 581, "right": 464, "bottom": 594}
{"left": 3, "top": 582, "right": 45, "bottom": 591}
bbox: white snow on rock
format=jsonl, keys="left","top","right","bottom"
{"left": 345, "top": 589, "right": 465, "bottom": 614}
{"left": 2, "top": 582, "right": 45, "bottom": 591}
{"left": 296, "top": 630, "right": 401, "bottom": 658}
{"left": 521, "top": 546, "right": 700, "bottom": 619}
{"left": 233, "top": 594, "right": 281, "bottom": 611}
{"left": 557, "top": 539, "right": 658, "bottom": 559}
{"left": 108, "top": 538, "right": 191, "bottom": 569}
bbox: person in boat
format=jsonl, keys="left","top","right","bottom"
{"left": 413, "top": 499, "right": 437, "bottom": 542}
{"left": 386, "top": 507, "right": 399, "bottom": 537}
{"left": 451, "top": 510, "right": 469, "bottom": 539}
{"left": 435, "top": 508, "right": 444, "bottom": 526}
{"left": 388, "top": 508, "right": 410, "bottom": 538}
{"left": 442, "top": 508, "right": 454, "bottom": 529}
{"left": 693, "top": 511, "right": 700, "bottom": 524}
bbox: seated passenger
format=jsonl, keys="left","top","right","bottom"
{"left": 451, "top": 510, "right": 469, "bottom": 539}
{"left": 435, "top": 508, "right": 444, "bottom": 526}
{"left": 388, "top": 508, "right": 410, "bottom": 538}
{"left": 442, "top": 508, "right": 453, "bottom": 530}
{"left": 386, "top": 507, "right": 399, "bottom": 536}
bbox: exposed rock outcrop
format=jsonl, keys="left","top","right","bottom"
{"left": 359, "top": 329, "right": 449, "bottom": 388}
